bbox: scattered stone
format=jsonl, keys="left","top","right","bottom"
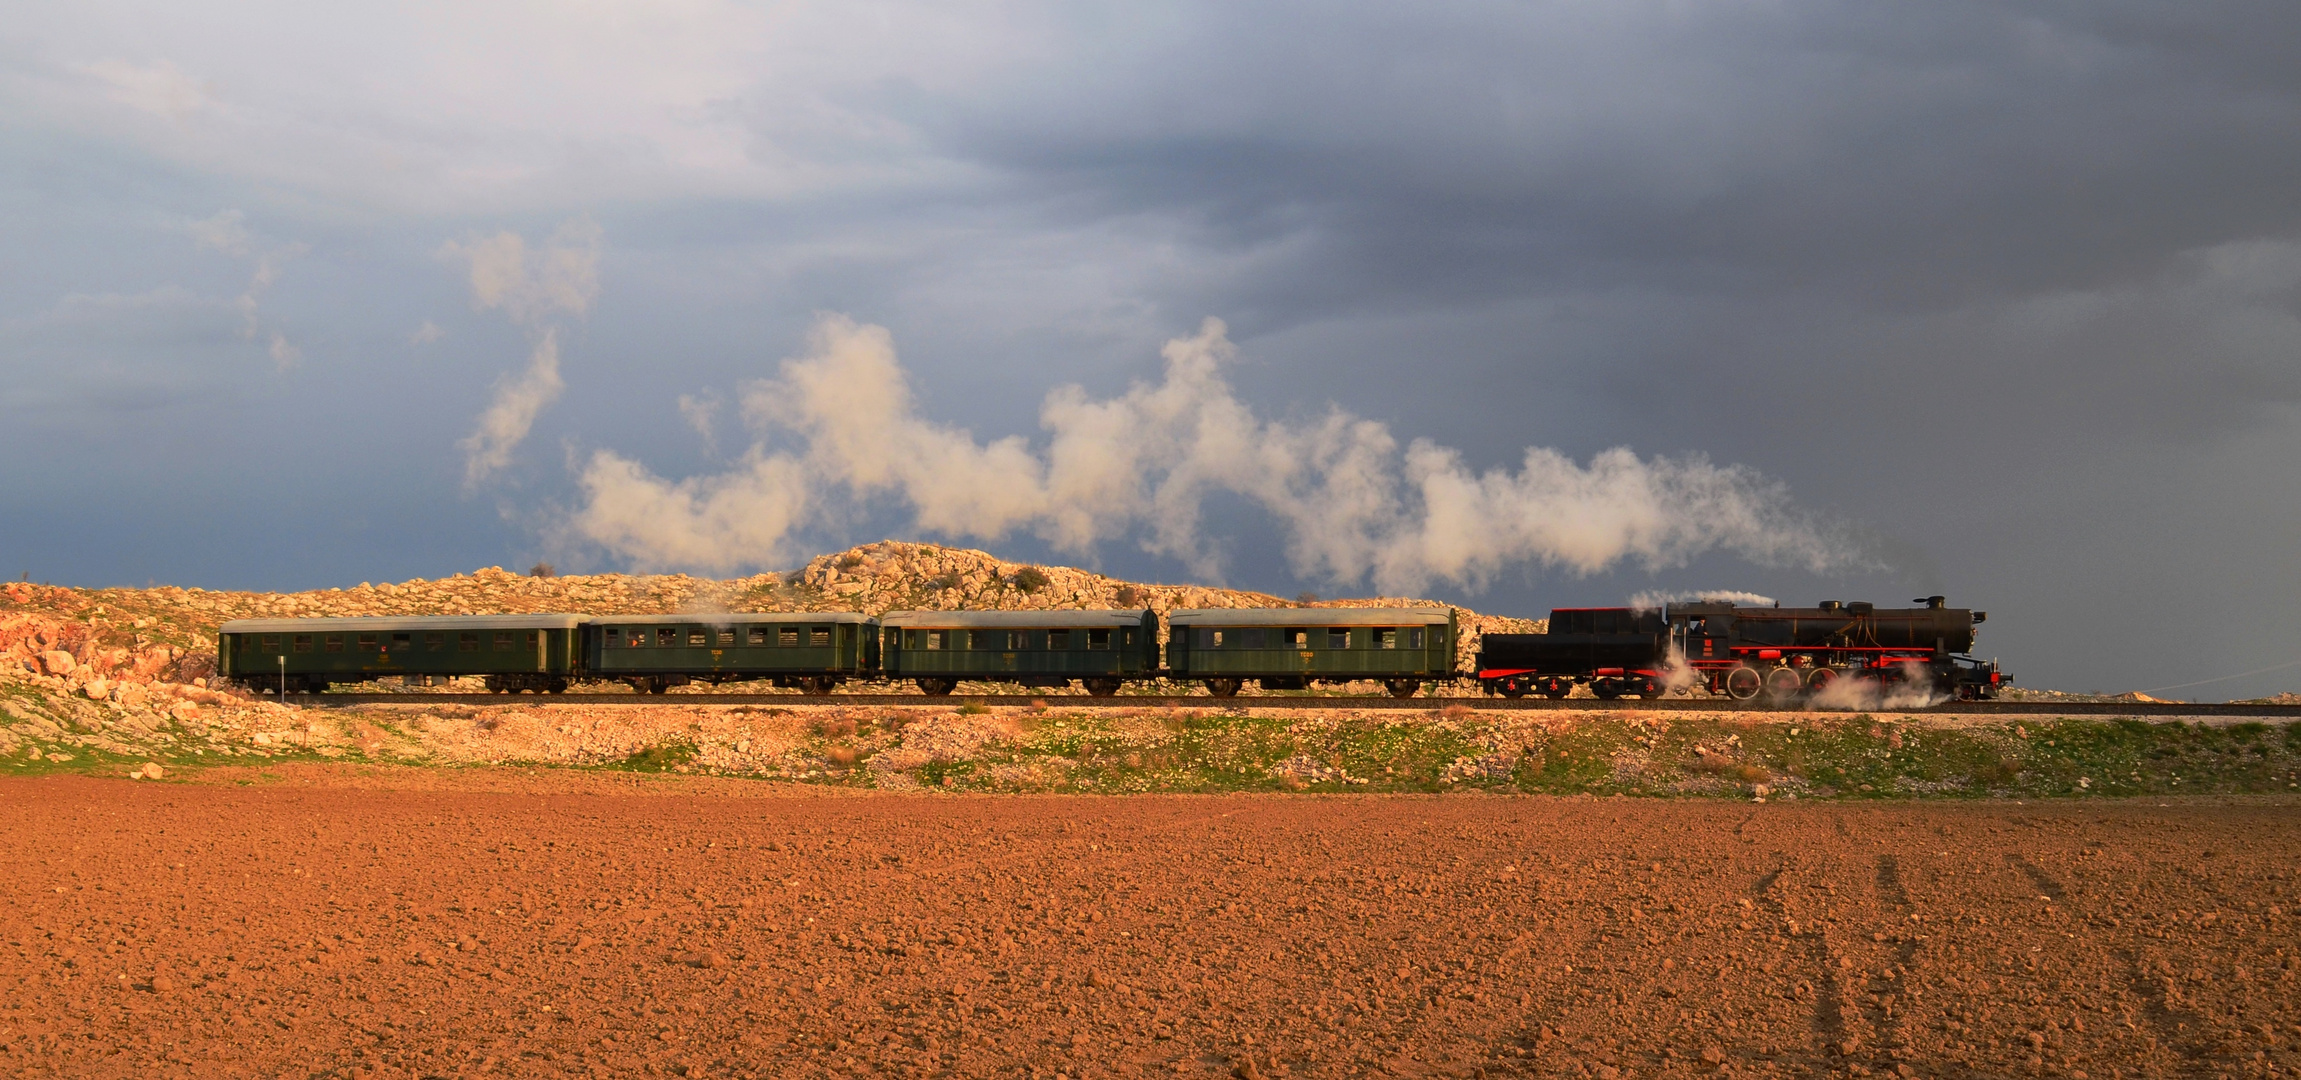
{"left": 149, "top": 974, "right": 175, "bottom": 993}
{"left": 131, "top": 762, "right": 165, "bottom": 780}
{"left": 39, "top": 651, "right": 75, "bottom": 676}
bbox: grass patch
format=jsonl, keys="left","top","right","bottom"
{"left": 613, "top": 739, "right": 700, "bottom": 773}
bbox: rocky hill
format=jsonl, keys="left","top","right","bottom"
{"left": 0, "top": 540, "right": 1541, "bottom": 698}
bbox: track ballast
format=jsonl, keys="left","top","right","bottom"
{"left": 275, "top": 692, "right": 2301, "bottom": 717}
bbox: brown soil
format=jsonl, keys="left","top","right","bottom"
{"left": 3, "top": 774, "right": 2295, "bottom": 1079}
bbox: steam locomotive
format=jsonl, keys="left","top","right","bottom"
{"left": 1475, "top": 596, "right": 2005, "bottom": 701}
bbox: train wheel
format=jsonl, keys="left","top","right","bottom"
{"left": 1205, "top": 678, "right": 1243, "bottom": 698}
{"left": 1083, "top": 678, "right": 1121, "bottom": 698}
{"left": 1723, "top": 666, "right": 1762, "bottom": 701}
{"left": 1384, "top": 679, "right": 1421, "bottom": 699}
{"left": 1539, "top": 676, "right": 1572, "bottom": 699}
{"left": 918, "top": 677, "right": 958, "bottom": 696}
{"left": 1498, "top": 681, "right": 1527, "bottom": 699}
{"left": 1764, "top": 666, "right": 1805, "bottom": 701}
{"left": 648, "top": 678, "right": 671, "bottom": 695}
{"left": 799, "top": 676, "right": 833, "bottom": 695}
{"left": 1806, "top": 667, "right": 1839, "bottom": 693}
{"left": 1591, "top": 679, "right": 1622, "bottom": 701}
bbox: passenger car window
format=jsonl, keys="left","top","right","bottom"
{"left": 605, "top": 628, "right": 622, "bottom": 647}
{"left": 1328, "top": 628, "right": 1351, "bottom": 649}
{"left": 357, "top": 634, "right": 379, "bottom": 652}
{"left": 1048, "top": 629, "right": 1069, "bottom": 649}
{"left": 811, "top": 627, "right": 831, "bottom": 647}
{"left": 687, "top": 629, "right": 708, "bottom": 647}
{"left": 264, "top": 635, "right": 282, "bottom": 652}
{"left": 325, "top": 635, "right": 344, "bottom": 653}
{"left": 294, "top": 635, "right": 314, "bottom": 653}
{"left": 748, "top": 627, "right": 767, "bottom": 646}
{"left": 1374, "top": 628, "right": 1396, "bottom": 650}
{"left": 717, "top": 628, "right": 735, "bottom": 645}
{"left": 1088, "top": 628, "right": 1111, "bottom": 650}
{"left": 425, "top": 632, "right": 443, "bottom": 650}
{"left": 779, "top": 627, "right": 799, "bottom": 647}
{"left": 391, "top": 633, "right": 411, "bottom": 650}
{"left": 657, "top": 628, "right": 677, "bottom": 647}
{"left": 459, "top": 633, "right": 479, "bottom": 652}
{"left": 1407, "top": 627, "right": 1424, "bottom": 649}
{"left": 495, "top": 632, "right": 515, "bottom": 652}
{"left": 925, "top": 630, "right": 946, "bottom": 651}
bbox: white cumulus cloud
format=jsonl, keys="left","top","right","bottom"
{"left": 568, "top": 314, "right": 1866, "bottom": 586}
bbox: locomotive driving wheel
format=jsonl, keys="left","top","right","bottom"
{"left": 1723, "top": 665, "right": 1763, "bottom": 701}
{"left": 1806, "top": 666, "right": 1840, "bottom": 693}
{"left": 1539, "top": 676, "right": 1572, "bottom": 699}
{"left": 1763, "top": 666, "right": 1805, "bottom": 702}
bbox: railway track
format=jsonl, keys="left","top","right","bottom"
{"left": 277, "top": 692, "right": 2301, "bottom": 717}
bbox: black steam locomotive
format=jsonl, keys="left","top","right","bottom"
{"left": 1476, "top": 596, "right": 2005, "bottom": 702}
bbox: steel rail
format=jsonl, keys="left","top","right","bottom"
{"left": 278, "top": 692, "right": 2301, "bottom": 716}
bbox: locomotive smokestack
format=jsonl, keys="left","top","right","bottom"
{"left": 1918, "top": 595, "right": 1946, "bottom": 609}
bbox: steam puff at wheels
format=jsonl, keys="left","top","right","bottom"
{"left": 1763, "top": 666, "right": 1805, "bottom": 701}
{"left": 1723, "top": 665, "right": 1763, "bottom": 701}
{"left": 1806, "top": 667, "right": 1839, "bottom": 692}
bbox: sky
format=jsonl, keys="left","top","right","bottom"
{"left": 6, "top": 1, "right": 2301, "bottom": 698}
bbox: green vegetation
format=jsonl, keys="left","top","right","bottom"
{"left": 615, "top": 738, "right": 701, "bottom": 773}
{"left": 784, "top": 711, "right": 2301, "bottom": 797}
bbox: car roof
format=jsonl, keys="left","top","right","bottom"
{"left": 585, "top": 611, "right": 874, "bottom": 625}
{"left": 879, "top": 610, "right": 1149, "bottom": 628}
{"left": 1167, "top": 607, "right": 1452, "bottom": 626}
{"left": 220, "top": 614, "right": 588, "bottom": 633}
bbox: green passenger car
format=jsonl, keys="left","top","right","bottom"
{"left": 585, "top": 613, "right": 876, "bottom": 694}
{"left": 217, "top": 615, "right": 587, "bottom": 694}
{"left": 1165, "top": 607, "right": 1458, "bottom": 697}
{"left": 879, "top": 610, "right": 1158, "bottom": 695}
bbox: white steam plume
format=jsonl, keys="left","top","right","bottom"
{"left": 441, "top": 217, "right": 601, "bottom": 485}
{"left": 1627, "top": 589, "right": 1778, "bottom": 613}
{"left": 570, "top": 314, "right": 1869, "bottom": 584}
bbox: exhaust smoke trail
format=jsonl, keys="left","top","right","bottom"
{"left": 568, "top": 314, "right": 1871, "bottom": 590}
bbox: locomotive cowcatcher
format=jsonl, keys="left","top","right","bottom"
{"left": 1476, "top": 596, "right": 2006, "bottom": 702}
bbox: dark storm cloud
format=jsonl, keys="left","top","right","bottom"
{"left": 912, "top": 2, "right": 2301, "bottom": 308}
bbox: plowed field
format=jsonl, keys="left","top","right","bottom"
{"left": 2, "top": 772, "right": 2295, "bottom": 1079}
